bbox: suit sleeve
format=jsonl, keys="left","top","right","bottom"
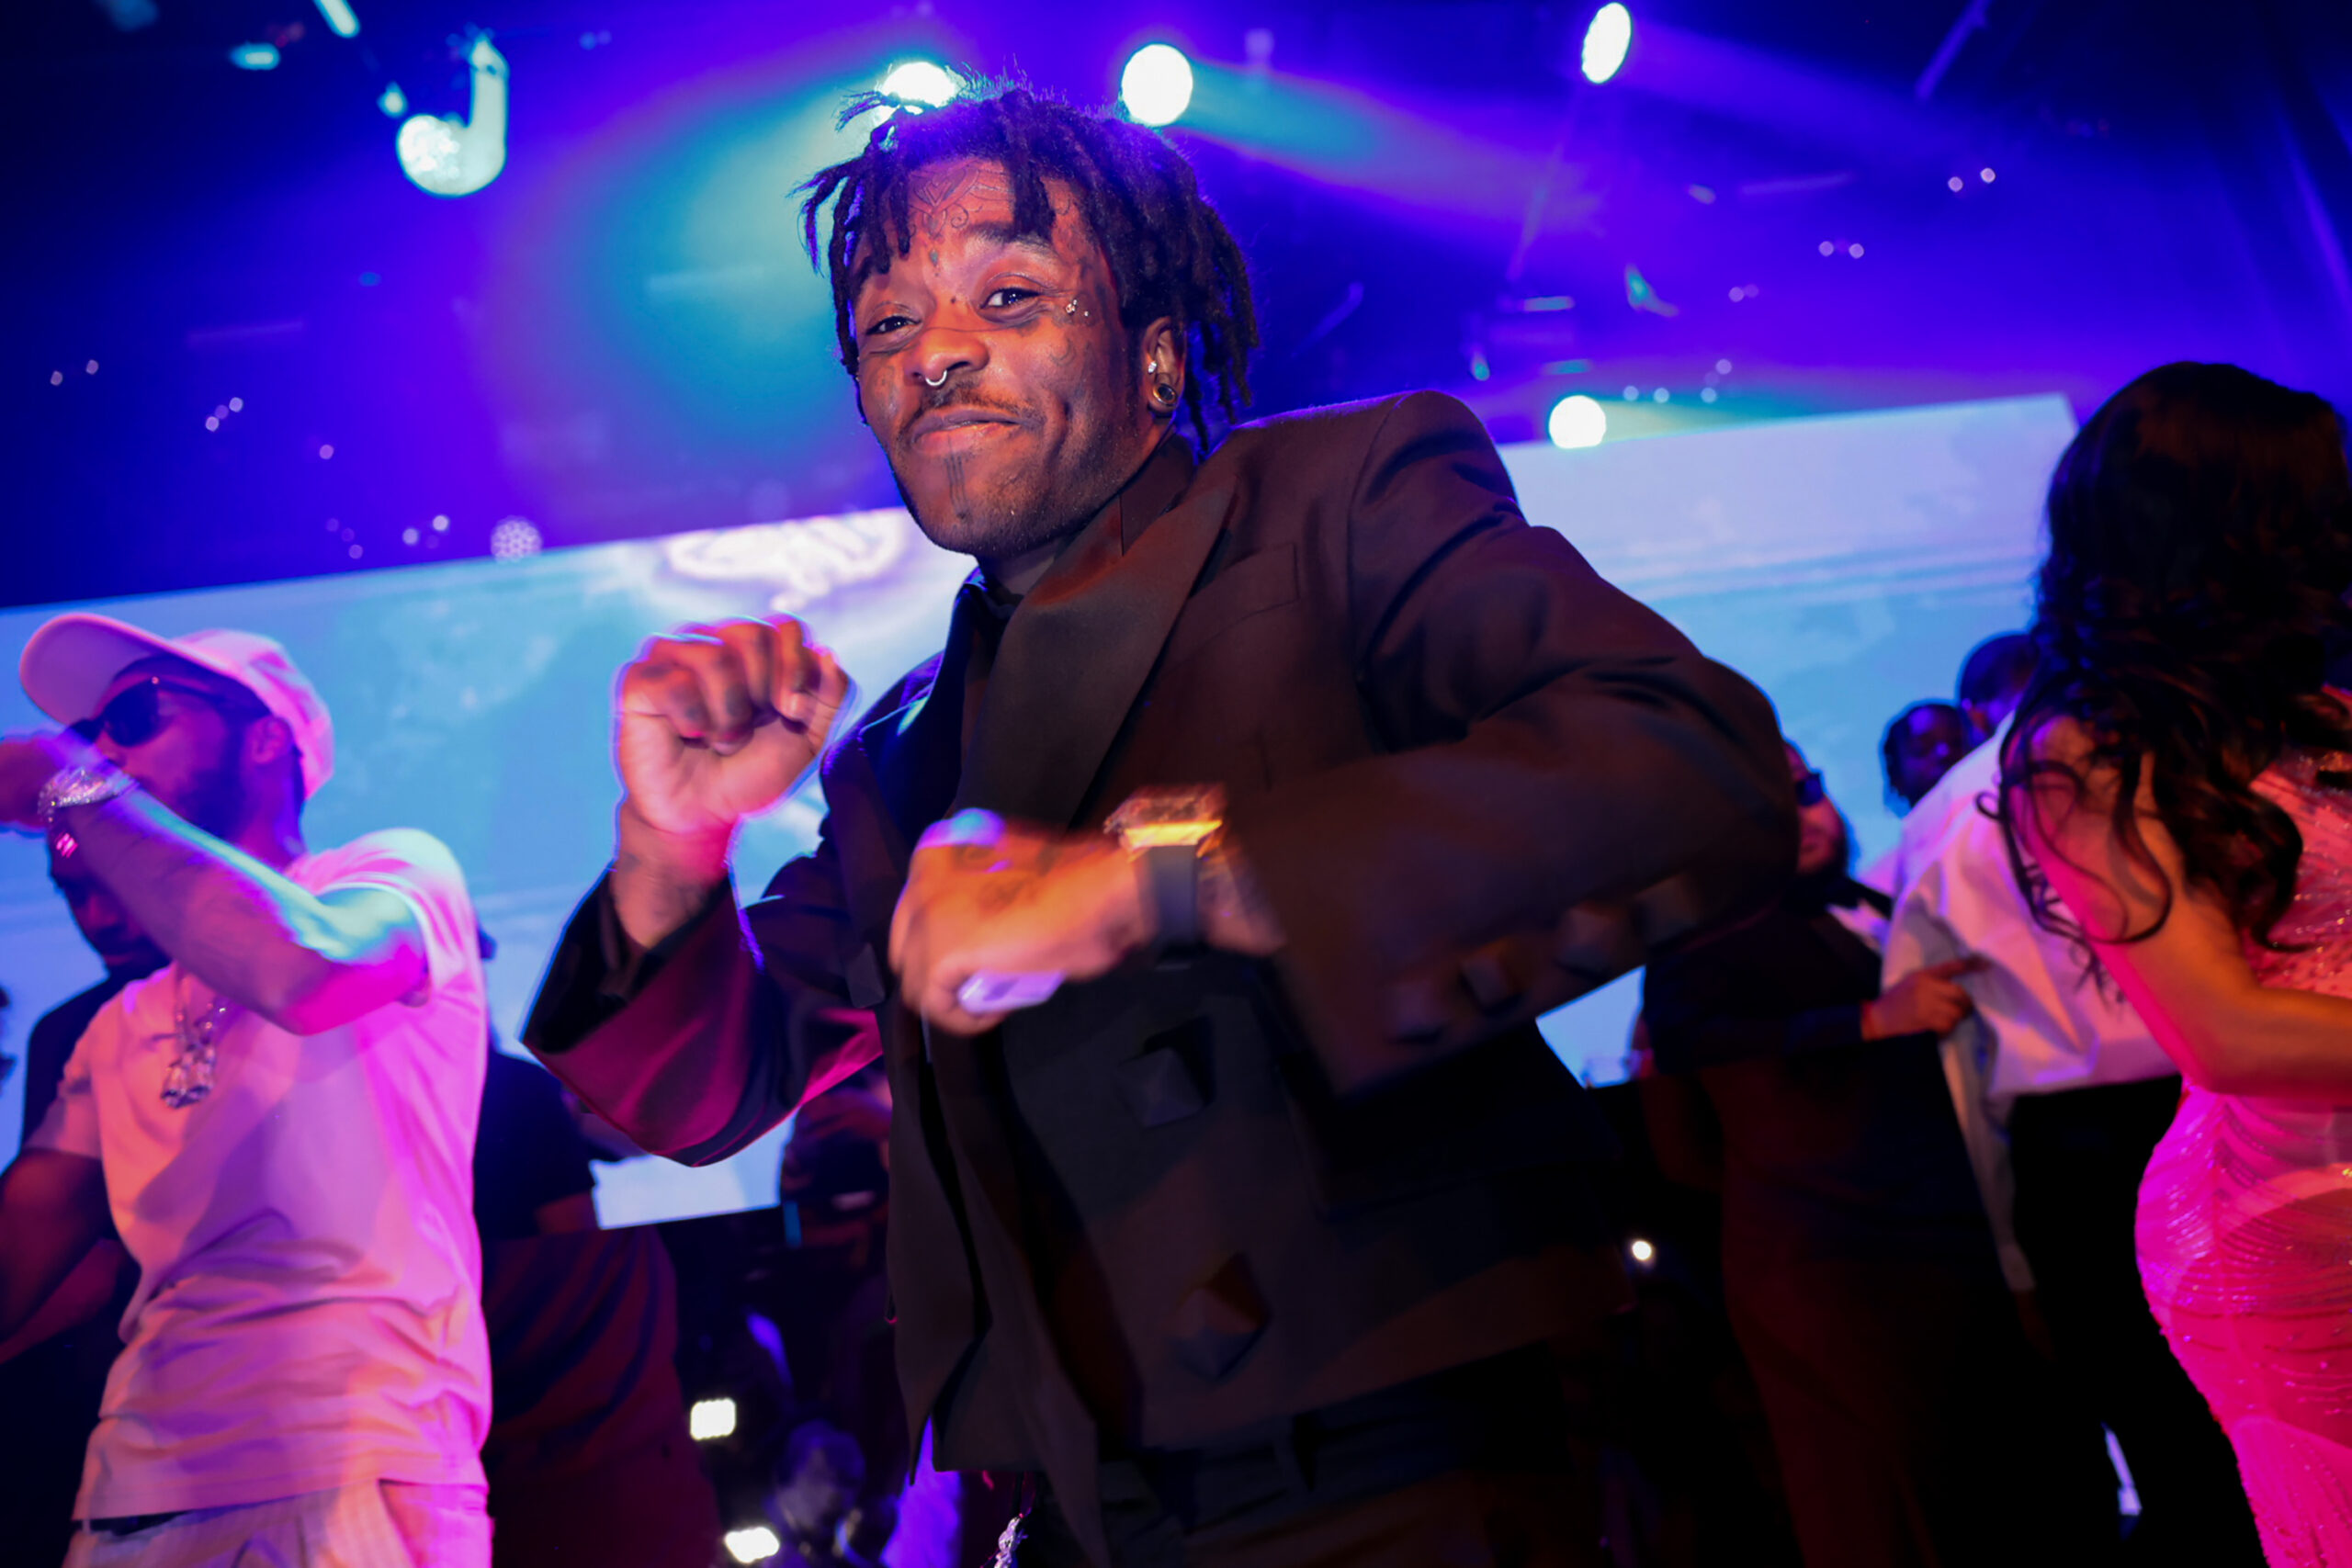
{"left": 520, "top": 820, "right": 880, "bottom": 1165}
{"left": 1226, "top": 391, "right": 1796, "bottom": 1094}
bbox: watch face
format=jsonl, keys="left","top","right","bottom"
{"left": 1107, "top": 784, "right": 1227, "bottom": 847}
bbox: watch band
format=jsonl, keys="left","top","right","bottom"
{"left": 37, "top": 761, "right": 136, "bottom": 828}
{"left": 1138, "top": 842, "right": 1202, "bottom": 951}
{"left": 1106, "top": 785, "right": 1226, "bottom": 953}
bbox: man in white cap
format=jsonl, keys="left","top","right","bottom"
{"left": 0, "top": 615, "right": 492, "bottom": 1566}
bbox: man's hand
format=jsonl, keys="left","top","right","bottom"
{"left": 611, "top": 619, "right": 850, "bottom": 949}
{"left": 618, "top": 618, "right": 850, "bottom": 838}
{"left": 0, "top": 731, "right": 93, "bottom": 831}
{"left": 1862, "top": 957, "right": 1984, "bottom": 1040}
{"left": 889, "top": 810, "right": 1155, "bottom": 1035}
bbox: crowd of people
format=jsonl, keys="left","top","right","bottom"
{"left": 0, "top": 81, "right": 2346, "bottom": 1568}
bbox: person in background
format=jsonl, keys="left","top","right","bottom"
{"left": 1885, "top": 621, "right": 2258, "bottom": 1562}
{"left": 766, "top": 1422, "right": 880, "bottom": 1568}
{"left": 0, "top": 615, "right": 492, "bottom": 1567}
{"left": 2003, "top": 363, "right": 2352, "bottom": 1562}
{"left": 1955, "top": 633, "right": 2038, "bottom": 746}
{"left": 1643, "top": 740, "right": 2117, "bottom": 1568}
{"left": 470, "top": 925, "right": 721, "bottom": 1568}
{"left": 769, "top": 1071, "right": 905, "bottom": 1559}
{"left": 0, "top": 840, "right": 167, "bottom": 1568}
{"left": 1880, "top": 700, "right": 1975, "bottom": 813}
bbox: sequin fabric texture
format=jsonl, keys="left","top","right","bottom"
{"left": 2136, "top": 749, "right": 2352, "bottom": 1567}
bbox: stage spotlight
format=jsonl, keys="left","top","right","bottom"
{"left": 397, "top": 36, "right": 507, "bottom": 197}
{"left": 879, "top": 60, "right": 959, "bottom": 109}
{"left": 229, "top": 42, "right": 281, "bottom": 70}
{"left": 688, "top": 1397, "right": 738, "bottom": 1441}
{"left": 312, "top": 0, "right": 360, "bottom": 39}
{"left": 1580, "top": 4, "right": 1633, "bottom": 85}
{"left": 1547, "top": 394, "right": 1607, "bottom": 449}
{"left": 1629, "top": 1237, "right": 1657, "bottom": 1265}
{"left": 1121, "top": 44, "right": 1194, "bottom": 128}
{"left": 723, "top": 1527, "right": 782, "bottom": 1563}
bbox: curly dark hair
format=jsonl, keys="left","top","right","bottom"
{"left": 1998, "top": 361, "right": 2352, "bottom": 953}
{"left": 797, "top": 81, "right": 1258, "bottom": 440}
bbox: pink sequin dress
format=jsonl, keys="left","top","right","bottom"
{"left": 2137, "top": 746, "right": 2352, "bottom": 1567}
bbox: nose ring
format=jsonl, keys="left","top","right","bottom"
{"left": 922, "top": 371, "right": 949, "bottom": 388}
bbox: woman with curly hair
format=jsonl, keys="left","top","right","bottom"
{"left": 2003, "top": 362, "right": 2352, "bottom": 1564}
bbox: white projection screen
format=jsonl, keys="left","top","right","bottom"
{"left": 0, "top": 393, "right": 2076, "bottom": 1225}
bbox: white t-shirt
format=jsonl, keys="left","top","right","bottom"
{"left": 29, "top": 829, "right": 492, "bottom": 1518}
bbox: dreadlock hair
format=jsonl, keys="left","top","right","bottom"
{"left": 797, "top": 81, "right": 1258, "bottom": 443}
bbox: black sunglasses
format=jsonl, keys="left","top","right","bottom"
{"left": 84, "top": 677, "right": 264, "bottom": 750}
{"left": 1794, "top": 769, "right": 1828, "bottom": 807}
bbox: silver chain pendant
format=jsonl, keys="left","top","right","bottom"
{"left": 164, "top": 991, "right": 235, "bottom": 1110}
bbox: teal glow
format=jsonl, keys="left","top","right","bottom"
{"left": 396, "top": 37, "right": 507, "bottom": 197}
{"left": 228, "top": 42, "right": 280, "bottom": 71}
{"left": 1582, "top": 4, "right": 1634, "bottom": 84}
{"left": 378, "top": 83, "right": 407, "bottom": 118}
{"left": 312, "top": 0, "right": 360, "bottom": 39}
{"left": 1121, "top": 45, "right": 1194, "bottom": 128}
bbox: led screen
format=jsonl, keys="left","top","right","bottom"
{"left": 0, "top": 392, "right": 2075, "bottom": 1225}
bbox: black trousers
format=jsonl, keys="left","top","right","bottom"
{"left": 1015, "top": 1345, "right": 1604, "bottom": 1568}
{"left": 2008, "top": 1077, "right": 2264, "bottom": 1567}
{"left": 1724, "top": 1247, "right": 2117, "bottom": 1568}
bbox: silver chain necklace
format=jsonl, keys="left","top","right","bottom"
{"left": 164, "top": 981, "right": 236, "bottom": 1110}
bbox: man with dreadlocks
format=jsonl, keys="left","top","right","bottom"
{"left": 524, "top": 84, "right": 1792, "bottom": 1565}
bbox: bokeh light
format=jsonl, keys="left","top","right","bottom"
{"left": 1121, "top": 44, "right": 1195, "bottom": 128}
{"left": 490, "top": 516, "right": 543, "bottom": 561}
{"left": 1547, "top": 394, "right": 1608, "bottom": 448}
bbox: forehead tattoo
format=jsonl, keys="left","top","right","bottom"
{"left": 907, "top": 164, "right": 1017, "bottom": 243}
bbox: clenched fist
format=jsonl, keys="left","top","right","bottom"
{"left": 609, "top": 619, "right": 849, "bottom": 949}
{"left": 618, "top": 618, "right": 850, "bottom": 838}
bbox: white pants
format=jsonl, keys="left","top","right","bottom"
{"left": 64, "top": 1481, "right": 490, "bottom": 1568}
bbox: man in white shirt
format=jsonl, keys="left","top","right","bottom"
{"left": 1883, "top": 633, "right": 2260, "bottom": 1562}
{"left": 0, "top": 615, "right": 492, "bottom": 1567}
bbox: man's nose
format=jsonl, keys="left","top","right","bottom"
{"left": 910, "top": 324, "right": 988, "bottom": 389}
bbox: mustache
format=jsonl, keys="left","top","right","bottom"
{"left": 897, "top": 385, "right": 1030, "bottom": 440}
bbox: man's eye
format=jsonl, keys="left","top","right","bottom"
{"left": 983, "top": 288, "right": 1039, "bottom": 309}
{"left": 864, "top": 315, "right": 914, "bottom": 337}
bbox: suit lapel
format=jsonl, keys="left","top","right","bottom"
{"left": 959, "top": 443, "right": 1233, "bottom": 827}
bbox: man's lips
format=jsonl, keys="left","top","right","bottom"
{"left": 905, "top": 407, "right": 1025, "bottom": 447}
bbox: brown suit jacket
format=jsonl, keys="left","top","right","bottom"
{"left": 525, "top": 391, "right": 1795, "bottom": 1559}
